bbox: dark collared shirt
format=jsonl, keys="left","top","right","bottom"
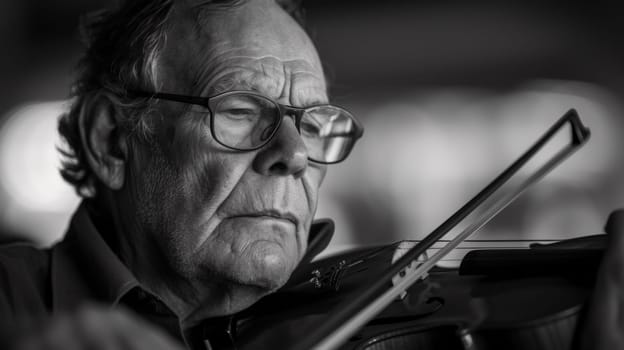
{"left": 0, "top": 203, "right": 203, "bottom": 348}
{"left": 0, "top": 202, "right": 334, "bottom": 349}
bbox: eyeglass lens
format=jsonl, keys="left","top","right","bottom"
{"left": 211, "top": 93, "right": 358, "bottom": 163}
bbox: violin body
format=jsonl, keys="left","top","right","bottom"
{"left": 346, "top": 269, "right": 588, "bottom": 350}
{"left": 227, "top": 239, "right": 603, "bottom": 350}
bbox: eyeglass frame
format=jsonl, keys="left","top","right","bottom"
{"left": 128, "top": 90, "right": 364, "bottom": 164}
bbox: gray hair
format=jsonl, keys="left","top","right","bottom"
{"left": 58, "top": 0, "right": 304, "bottom": 197}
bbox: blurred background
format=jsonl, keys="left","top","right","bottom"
{"left": 1, "top": 0, "right": 623, "bottom": 262}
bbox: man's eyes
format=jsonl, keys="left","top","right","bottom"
{"left": 216, "top": 96, "right": 268, "bottom": 120}
{"left": 221, "top": 108, "right": 258, "bottom": 118}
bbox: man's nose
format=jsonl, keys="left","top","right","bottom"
{"left": 252, "top": 117, "right": 308, "bottom": 177}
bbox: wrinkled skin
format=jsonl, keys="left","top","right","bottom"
{"left": 107, "top": 0, "right": 328, "bottom": 325}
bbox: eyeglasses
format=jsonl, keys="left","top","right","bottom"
{"left": 130, "top": 90, "right": 364, "bottom": 164}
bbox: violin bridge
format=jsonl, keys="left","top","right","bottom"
{"left": 392, "top": 241, "right": 429, "bottom": 300}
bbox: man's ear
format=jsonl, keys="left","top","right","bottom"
{"left": 78, "top": 94, "right": 129, "bottom": 190}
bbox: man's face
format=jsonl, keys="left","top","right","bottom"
{"left": 119, "top": 0, "right": 327, "bottom": 315}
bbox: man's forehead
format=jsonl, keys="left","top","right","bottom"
{"left": 196, "top": 56, "right": 327, "bottom": 105}
{"left": 160, "top": 0, "right": 326, "bottom": 102}
{"left": 198, "top": 53, "right": 325, "bottom": 94}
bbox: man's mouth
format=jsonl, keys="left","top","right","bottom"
{"left": 232, "top": 210, "right": 298, "bottom": 226}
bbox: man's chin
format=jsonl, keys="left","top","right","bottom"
{"left": 222, "top": 230, "right": 298, "bottom": 289}
{"left": 243, "top": 248, "right": 295, "bottom": 292}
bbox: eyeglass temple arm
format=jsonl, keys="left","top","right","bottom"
{"left": 128, "top": 90, "right": 210, "bottom": 107}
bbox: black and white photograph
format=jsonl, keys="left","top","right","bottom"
{"left": 1, "top": 0, "right": 623, "bottom": 349}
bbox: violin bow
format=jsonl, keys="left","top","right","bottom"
{"left": 300, "top": 109, "right": 591, "bottom": 350}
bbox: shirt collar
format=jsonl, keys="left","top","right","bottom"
{"left": 51, "top": 201, "right": 139, "bottom": 311}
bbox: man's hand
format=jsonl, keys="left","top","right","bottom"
{"left": 12, "top": 305, "right": 185, "bottom": 350}
{"left": 579, "top": 209, "right": 624, "bottom": 350}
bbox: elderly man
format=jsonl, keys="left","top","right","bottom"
{"left": 0, "top": 0, "right": 362, "bottom": 348}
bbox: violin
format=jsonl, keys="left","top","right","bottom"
{"left": 206, "top": 109, "right": 596, "bottom": 350}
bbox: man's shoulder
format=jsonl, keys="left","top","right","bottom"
{"left": 0, "top": 240, "right": 50, "bottom": 255}
{"left": 0, "top": 242, "right": 52, "bottom": 275}
{"left": 0, "top": 242, "right": 54, "bottom": 318}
